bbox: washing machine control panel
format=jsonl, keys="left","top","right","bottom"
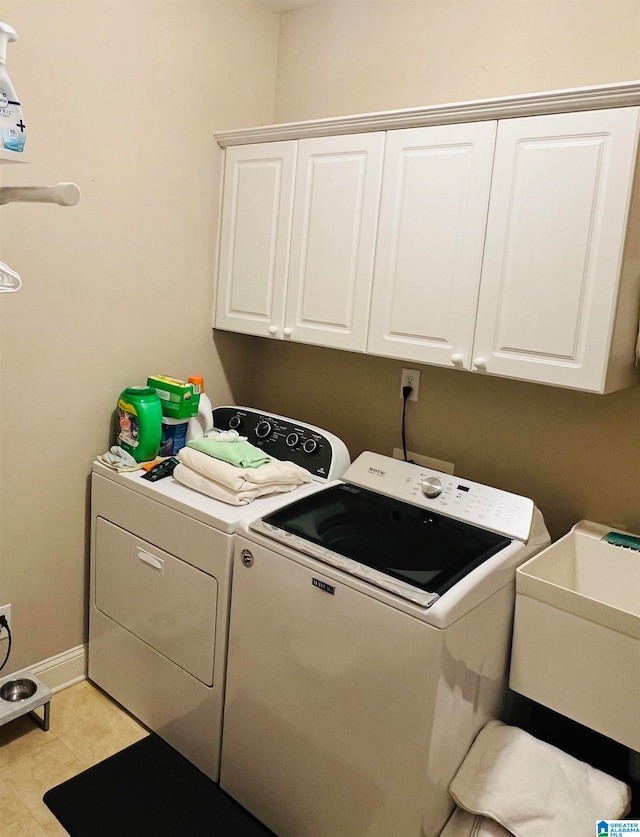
{"left": 343, "top": 451, "right": 535, "bottom": 542}
{"left": 212, "top": 406, "right": 350, "bottom": 481}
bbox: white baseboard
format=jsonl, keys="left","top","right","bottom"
{"left": 29, "top": 644, "right": 87, "bottom": 694}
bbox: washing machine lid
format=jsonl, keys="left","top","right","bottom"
{"left": 252, "top": 451, "right": 538, "bottom": 609}
{"left": 255, "top": 482, "right": 511, "bottom": 608}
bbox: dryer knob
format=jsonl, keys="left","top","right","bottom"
{"left": 255, "top": 419, "right": 273, "bottom": 439}
{"left": 229, "top": 415, "right": 242, "bottom": 430}
{"left": 421, "top": 476, "right": 443, "bottom": 498}
{"left": 302, "top": 438, "right": 318, "bottom": 454}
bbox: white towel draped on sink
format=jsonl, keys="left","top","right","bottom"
{"left": 440, "top": 721, "right": 631, "bottom": 837}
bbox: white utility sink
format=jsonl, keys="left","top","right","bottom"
{"left": 509, "top": 520, "right": 640, "bottom": 751}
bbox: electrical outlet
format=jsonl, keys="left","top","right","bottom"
{"left": 392, "top": 448, "right": 455, "bottom": 474}
{"left": 400, "top": 368, "right": 420, "bottom": 402}
{"left": 0, "top": 604, "right": 11, "bottom": 640}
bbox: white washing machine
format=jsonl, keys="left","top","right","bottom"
{"left": 88, "top": 406, "right": 350, "bottom": 781}
{"left": 220, "top": 451, "right": 551, "bottom": 837}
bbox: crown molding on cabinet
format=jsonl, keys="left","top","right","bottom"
{"left": 214, "top": 80, "right": 640, "bottom": 147}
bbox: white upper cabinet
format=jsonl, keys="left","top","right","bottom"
{"left": 214, "top": 84, "right": 640, "bottom": 392}
{"left": 215, "top": 133, "right": 384, "bottom": 351}
{"left": 215, "top": 141, "right": 296, "bottom": 338}
{"left": 285, "top": 133, "right": 385, "bottom": 350}
{"left": 473, "top": 107, "right": 640, "bottom": 392}
{"left": 367, "top": 122, "right": 497, "bottom": 367}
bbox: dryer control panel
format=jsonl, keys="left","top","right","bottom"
{"left": 212, "top": 406, "right": 350, "bottom": 481}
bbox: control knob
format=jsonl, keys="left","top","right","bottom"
{"left": 229, "top": 414, "right": 243, "bottom": 430}
{"left": 302, "top": 438, "right": 318, "bottom": 455}
{"left": 421, "top": 476, "right": 443, "bottom": 498}
{"left": 255, "top": 419, "right": 273, "bottom": 439}
{"left": 286, "top": 433, "right": 300, "bottom": 448}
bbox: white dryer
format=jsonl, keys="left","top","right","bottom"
{"left": 88, "top": 406, "right": 349, "bottom": 781}
{"left": 220, "top": 452, "right": 551, "bottom": 837}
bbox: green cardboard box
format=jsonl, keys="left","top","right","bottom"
{"left": 147, "top": 375, "right": 200, "bottom": 419}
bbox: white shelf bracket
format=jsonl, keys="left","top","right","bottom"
{"left": 0, "top": 181, "right": 80, "bottom": 206}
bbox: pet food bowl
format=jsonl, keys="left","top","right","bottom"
{"left": 0, "top": 677, "right": 37, "bottom": 702}
{"left": 0, "top": 671, "right": 51, "bottom": 730}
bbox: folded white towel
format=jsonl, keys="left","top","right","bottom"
{"left": 440, "top": 808, "right": 513, "bottom": 837}
{"left": 177, "top": 446, "right": 312, "bottom": 491}
{"left": 173, "top": 463, "right": 308, "bottom": 506}
{"left": 449, "top": 721, "right": 631, "bottom": 837}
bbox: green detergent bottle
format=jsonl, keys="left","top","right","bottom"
{"left": 117, "top": 386, "right": 162, "bottom": 462}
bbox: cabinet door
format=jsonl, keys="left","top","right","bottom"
{"left": 215, "top": 141, "right": 296, "bottom": 338}
{"left": 367, "top": 122, "right": 497, "bottom": 367}
{"left": 473, "top": 107, "right": 640, "bottom": 391}
{"left": 284, "top": 133, "right": 385, "bottom": 351}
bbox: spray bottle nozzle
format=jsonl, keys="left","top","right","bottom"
{"left": 0, "top": 22, "right": 18, "bottom": 64}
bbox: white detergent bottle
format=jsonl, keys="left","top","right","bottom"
{"left": 186, "top": 376, "right": 214, "bottom": 441}
{"left": 0, "top": 22, "right": 26, "bottom": 153}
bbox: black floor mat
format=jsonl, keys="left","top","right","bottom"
{"left": 43, "top": 734, "right": 276, "bottom": 837}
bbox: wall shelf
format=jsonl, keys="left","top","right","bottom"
{"left": 0, "top": 148, "right": 30, "bottom": 164}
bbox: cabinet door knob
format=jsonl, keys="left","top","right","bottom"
{"left": 268, "top": 325, "right": 278, "bottom": 336}
{"left": 451, "top": 353, "right": 464, "bottom": 366}
{"left": 283, "top": 327, "right": 293, "bottom": 338}
{"left": 472, "top": 356, "right": 487, "bottom": 371}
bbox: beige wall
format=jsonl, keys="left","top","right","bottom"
{"left": 0, "top": 0, "right": 278, "bottom": 672}
{"left": 2, "top": 0, "right": 640, "bottom": 675}
{"left": 247, "top": 0, "right": 640, "bottom": 542}
{"left": 274, "top": 1, "right": 640, "bottom": 122}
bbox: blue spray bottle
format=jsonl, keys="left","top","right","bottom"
{"left": 0, "top": 22, "right": 26, "bottom": 153}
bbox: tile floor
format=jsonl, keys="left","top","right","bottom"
{"left": 2, "top": 681, "right": 636, "bottom": 834}
{"left": 0, "top": 679, "right": 148, "bottom": 836}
